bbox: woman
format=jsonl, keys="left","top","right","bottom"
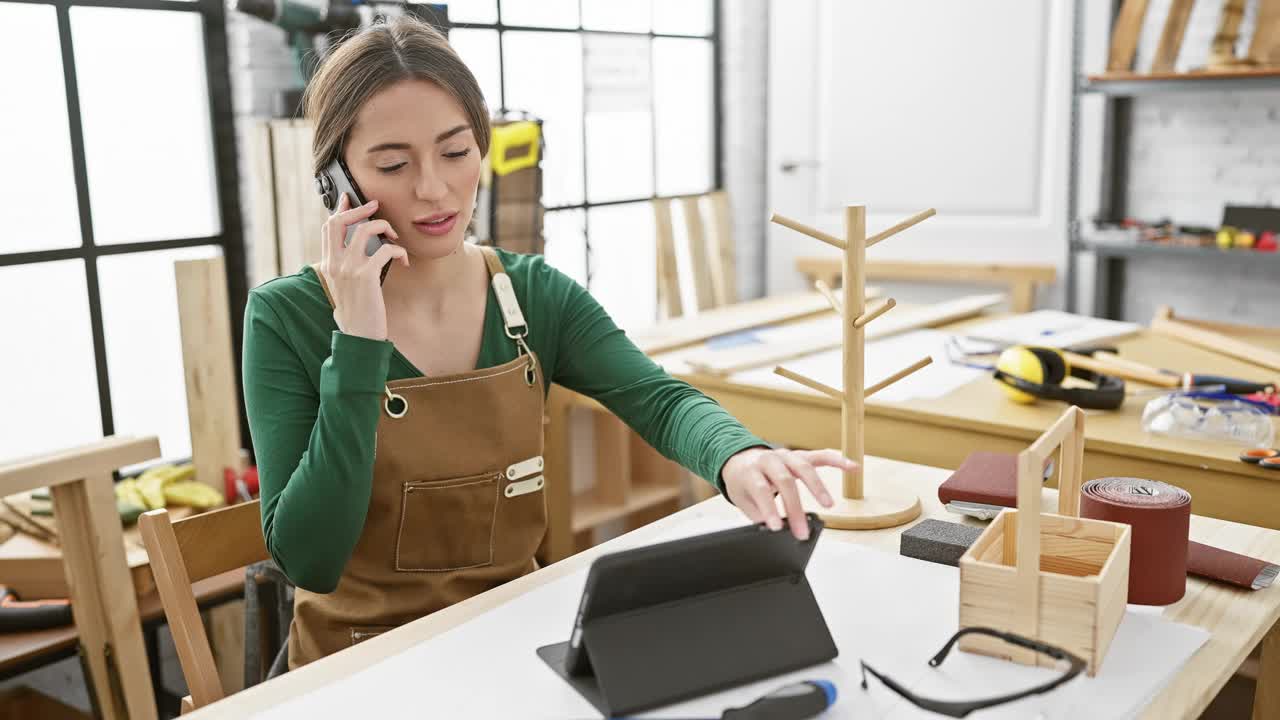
{"left": 242, "top": 16, "right": 850, "bottom": 669}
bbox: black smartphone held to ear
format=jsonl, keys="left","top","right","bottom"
{"left": 314, "top": 153, "right": 392, "bottom": 284}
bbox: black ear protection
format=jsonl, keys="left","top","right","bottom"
{"left": 993, "top": 346, "right": 1126, "bottom": 410}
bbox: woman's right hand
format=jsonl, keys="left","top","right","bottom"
{"left": 319, "top": 192, "right": 410, "bottom": 341}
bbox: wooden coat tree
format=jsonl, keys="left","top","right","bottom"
{"left": 770, "top": 205, "right": 936, "bottom": 529}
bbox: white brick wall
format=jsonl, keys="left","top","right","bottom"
{"left": 1113, "top": 0, "right": 1280, "bottom": 325}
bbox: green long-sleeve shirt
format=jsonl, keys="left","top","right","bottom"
{"left": 242, "top": 248, "right": 765, "bottom": 593}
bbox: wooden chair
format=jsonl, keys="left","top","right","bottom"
{"left": 138, "top": 500, "right": 269, "bottom": 713}
{"left": 795, "top": 257, "right": 1056, "bottom": 313}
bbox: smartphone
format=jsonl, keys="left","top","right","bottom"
{"left": 315, "top": 154, "right": 392, "bottom": 283}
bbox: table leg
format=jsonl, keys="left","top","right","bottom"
{"left": 1254, "top": 621, "right": 1280, "bottom": 720}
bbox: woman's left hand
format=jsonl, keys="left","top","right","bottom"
{"left": 720, "top": 448, "right": 855, "bottom": 540}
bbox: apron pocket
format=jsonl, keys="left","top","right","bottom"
{"left": 395, "top": 472, "right": 500, "bottom": 572}
{"left": 349, "top": 625, "right": 397, "bottom": 646}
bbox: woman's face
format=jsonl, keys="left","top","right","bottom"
{"left": 344, "top": 78, "right": 482, "bottom": 260}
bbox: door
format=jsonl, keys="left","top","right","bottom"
{"left": 767, "top": 0, "right": 1075, "bottom": 294}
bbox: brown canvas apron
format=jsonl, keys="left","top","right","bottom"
{"left": 289, "top": 246, "right": 547, "bottom": 669}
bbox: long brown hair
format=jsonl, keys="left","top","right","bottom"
{"left": 301, "top": 16, "right": 490, "bottom": 175}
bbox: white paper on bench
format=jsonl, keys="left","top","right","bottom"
{"left": 961, "top": 310, "right": 1141, "bottom": 350}
{"left": 734, "top": 329, "right": 984, "bottom": 403}
{"left": 252, "top": 511, "right": 1208, "bottom": 720}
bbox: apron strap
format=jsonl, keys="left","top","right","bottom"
{"left": 478, "top": 247, "right": 537, "bottom": 386}
{"left": 479, "top": 246, "right": 529, "bottom": 344}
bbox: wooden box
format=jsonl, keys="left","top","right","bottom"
{"left": 958, "top": 406, "right": 1131, "bottom": 676}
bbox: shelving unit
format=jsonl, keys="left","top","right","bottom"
{"left": 1078, "top": 239, "right": 1280, "bottom": 319}
{"left": 1064, "top": 7, "right": 1280, "bottom": 318}
{"left": 1082, "top": 67, "right": 1280, "bottom": 94}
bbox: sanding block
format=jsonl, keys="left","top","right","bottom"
{"left": 900, "top": 519, "right": 983, "bottom": 567}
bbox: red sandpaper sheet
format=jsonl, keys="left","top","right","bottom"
{"left": 937, "top": 452, "right": 1018, "bottom": 506}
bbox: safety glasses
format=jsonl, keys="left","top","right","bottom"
{"left": 859, "top": 627, "right": 1085, "bottom": 718}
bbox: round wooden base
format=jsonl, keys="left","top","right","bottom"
{"left": 799, "top": 465, "right": 922, "bottom": 530}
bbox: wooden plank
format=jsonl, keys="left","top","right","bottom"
{"left": 1151, "top": 305, "right": 1280, "bottom": 372}
{"left": 245, "top": 120, "right": 280, "bottom": 288}
{"left": 138, "top": 510, "right": 223, "bottom": 709}
{"left": 52, "top": 475, "right": 156, "bottom": 720}
{"left": 1152, "top": 0, "right": 1197, "bottom": 72}
{"left": 682, "top": 293, "right": 1005, "bottom": 376}
{"left": 271, "top": 120, "right": 322, "bottom": 275}
{"left": 1248, "top": 0, "right": 1280, "bottom": 65}
{"left": 652, "top": 199, "right": 683, "bottom": 319}
{"left": 629, "top": 293, "right": 829, "bottom": 355}
{"left": 175, "top": 257, "right": 242, "bottom": 492}
{"left": 680, "top": 196, "right": 716, "bottom": 312}
{"left": 708, "top": 191, "right": 736, "bottom": 306}
{"left": 0, "top": 436, "right": 159, "bottom": 498}
{"left": 1108, "top": 0, "right": 1151, "bottom": 72}
{"left": 627, "top": 289, "right": 880, "bottom": 356}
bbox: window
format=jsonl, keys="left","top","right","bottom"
{"left": 0, "top": 0, "right": 245, "bottom": 464}
{"left": 444, "top": 0, "right": 719, "bottom": 330}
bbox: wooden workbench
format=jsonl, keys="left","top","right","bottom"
{"left": 642, "top": 307, "right": 1280, "bottom": 532}
{"left": 183, "top": 454, "right": 1280, "bottom": 719}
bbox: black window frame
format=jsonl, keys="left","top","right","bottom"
{"left": 0, "top": 0, "right": 249, "bottom": 456}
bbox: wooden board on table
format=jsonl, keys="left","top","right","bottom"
{"left": 627, "top": 289, "right": 881, "bottom": 356}
{"left": 680, "top": 293, "right": 1005, "bottom": 376}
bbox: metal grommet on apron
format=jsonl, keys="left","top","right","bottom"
{"left": 383, "top": 387, "right": 408, "bottom": 418}
{"left": 292, "top": 247, "right": 548, "bottom": 669}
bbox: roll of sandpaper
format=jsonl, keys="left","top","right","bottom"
{"left": 1080, "top": 477, "right": 1191, "bottom": 606}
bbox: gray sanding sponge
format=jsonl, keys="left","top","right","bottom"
{"left": 900, "top": 519, "right": 983, "bottom": 567}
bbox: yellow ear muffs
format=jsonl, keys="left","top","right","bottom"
{"left": 993, "top": 345, "right": 1127, "bottom": 410}
{"left": 994, "top": 346, "right": 1047, "bottom": 404}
